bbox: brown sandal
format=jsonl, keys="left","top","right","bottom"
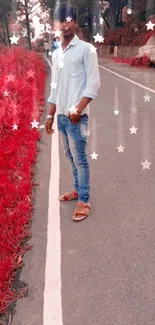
{"left": 72, "top": 202, "right": 91, "bottom": 221}
{"left": 59, "top": 190, "right": 78, "bottom": 201}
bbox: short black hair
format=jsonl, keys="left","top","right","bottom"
{"left": 54, "top": 3, "right": 77, "bottom": 22}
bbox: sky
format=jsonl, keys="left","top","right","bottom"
{"left": 30, "top": 2, "right": 52, "bottom": 40}
{"left": 32, "top": 15, "right": 43, "bottom": 39}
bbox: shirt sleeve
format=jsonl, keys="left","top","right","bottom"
{"left": 82, "top": 44, "right": 101, "bottom": 99}
{"left": 47, "top": 53, "right": 57, "bottom": 105}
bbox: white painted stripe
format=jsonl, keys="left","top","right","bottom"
{"left": 91, "top": 116, "right": 97, "bottom": 152}
{"left": 99, "top": 64, "right": 155, "bottom": 94}
{"left": 43, "top": 56, "right": 63, "bottom": 325}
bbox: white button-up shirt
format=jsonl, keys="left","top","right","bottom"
{"left": 48, "top": 34, "right": 101, "bottom": 116}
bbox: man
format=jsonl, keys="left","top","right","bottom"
{"left": 45, "top": 3, "right": 100, "bottom": 221}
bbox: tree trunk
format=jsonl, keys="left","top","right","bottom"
{"left": 87, "top": 10, "right": 93, "bottom": 42}
{"left": 0, "top": 34, "right": 6, "bottom": 45}
{"left": 25, "top": 0, "right": 32, "bottom": 50}
{"left": 102, "top": 15, "right": 110, "bottom": 28}
{"left": 5, "top": 14, "right": 11, "bottom": 48}
{"left": 116, "top": 5, "right": 122, "bottom": 27}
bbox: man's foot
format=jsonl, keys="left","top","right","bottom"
{"left": 59, "top": 190, "right": 78, "bottom": 201}
{"left": 72, "top": 202, "right": 91, "bottom": 221}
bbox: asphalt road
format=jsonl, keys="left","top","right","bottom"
{"left": 11, "top": 57, "right": 155, "bottom": 325}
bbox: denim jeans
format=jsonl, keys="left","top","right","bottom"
{"left": 57, "top": 114, "right": 90, "bottom": 203}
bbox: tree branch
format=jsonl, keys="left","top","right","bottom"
{"left": 28, "top": 4, "right": 41, "bottom": 15}
{"left": 0, "top": 33, "right": 5, "bottom": 43}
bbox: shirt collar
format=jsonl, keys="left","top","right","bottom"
{"left": 60, "top": 34, "right": 79, "bottom": 49}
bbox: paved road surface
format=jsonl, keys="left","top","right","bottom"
{"left": 11, "top": 57, "right": 155, "bottom": 325}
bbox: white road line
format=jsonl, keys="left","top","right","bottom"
{"left": 91, "top": 116, "right": 97, "bottom": 152}
{"left": 99, "top": 65, "right": 155, "bottom": 94}
{"left": 43, "top": 57, "right": 63, "bottom": 325}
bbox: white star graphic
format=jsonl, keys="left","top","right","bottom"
{"left": 68, "top": 105, "right": 78, "bottom": 114}
{"left": 66, "top": 16, "right": 72, "bottom": 23}
{"left": 31, "top": 120, "right": 40, "bottom": 128}
{"left": 127, "top": 8, "right": 132, "bottom": 14}
{"left": 91, "top": 152, "right": 98, "bottom": 160}
{"left": 53, "top": 29, "right": 62, "bottom": 38}
{"left": 27, "top": 70, "right": 35, "bottom": 78}
{"left": 117, "top": 145, "right": 125, "bottom": 153}
{"left": 145, "top": 21, "right": 155, "bottom": 31}
{"left": 58, "top": 62, "right": 64, "bottom": 68}
{"left": 131, "top": 107, "right": 138, "bottom": 114}
{"left": 3, "top": 90, "right": 9, "bottom": 97}
{"left": 114, "top": 110, "right": 119, "bottom": 115}
{"left": 100, "top": 17, "right": 104, "bottom": 25}
{"left": 144, "top": 94, "right": 151, "bottom": 102}
{"left": 50, "top": 81, "right": 57, "bottom": 89}
{"left": 134, "top": 27, "right": 139, "bottom": 32}
{"left": 129, "top": 126, "right": 138, "bottom": 134}
{"left": 89, "top": 45, "right": 97, "bottom": 53}
{"left": 48, "top": 51, "right": 52, "bottom": 56}
{"left": 93, "top": 33, "right": 104, "bottom": 43}
{"left": 141, "top": 159, "right": 152, "bottom": 170}
{"left": 12, "top": 124, "right": 18, "bottom": 130}
{"left": 83, "top": 130, "right": 91, "bottom": 136}
{"left": 7, "top": 73, "right": 15, "bottom": 82}
{"left": 10, "top": 34, "right": 19, "bottom": 44}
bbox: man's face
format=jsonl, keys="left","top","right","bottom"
{"left": 56, "top": 19, "right": 77, "bottom": 38}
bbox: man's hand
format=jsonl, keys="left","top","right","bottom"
{"left": 67, "top": 112, "right": 81, "bottom": 124}
{"left": 45, "top": 118, "right": 55, "bottom": 135}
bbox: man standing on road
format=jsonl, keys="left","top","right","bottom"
{"left": 45, "top": 3, "right": 100, "bottom": 221}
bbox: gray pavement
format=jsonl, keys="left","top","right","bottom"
{"left": 11, "top": 58, "right": 155, "bottom": 325}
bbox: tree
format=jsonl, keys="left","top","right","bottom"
{"left": 16, "top": 0, "right": 42, "bottom": 50}
{"left": 101, "top": 0, "right": 128, "bottom": 29}
{"left": 131, "top": 0, "right": 155, "bottom": 21}
{"left": 0, "top": 0, "right": 12, "bottom": 47}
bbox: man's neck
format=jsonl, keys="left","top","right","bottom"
{"left": 62, "top": 34, "right": 75, "bottom": 49}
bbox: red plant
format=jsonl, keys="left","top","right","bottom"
{"left": 103, "top": 18, "right": 155, "bottom": 46}
{"left": 111, "top": 55, "right": 151, "bottom": 68}
{"left": 0, "top": 47, "right": 46, "bottom": 314}
{"left": 130, "top": 55, "right": 151, "bottom": 67}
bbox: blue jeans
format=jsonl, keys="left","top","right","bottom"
{"left": 57, "top": 114, "right": 90, "bottom": 203}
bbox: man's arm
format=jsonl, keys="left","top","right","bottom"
{"left": 48, "top": 103, "right": 56, "bottom": 116}
{"left": 47, "top": 53, "right": 57, "bottom": 117}
{"left": 45, "top": 52, "right": 57, "bottom": 134}
{"left": 76, "top": 44, "right": 101, "bottom": 114}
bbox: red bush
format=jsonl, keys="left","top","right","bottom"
{"left": 103, "top": 18, "right": 155, "bottom": 46}
{"left": 112, "top": 55, "right": 151, "bottom": 68}
{"left": 130, "top": 55, "right": 151, "bottom": 67}
{"left": 0, "top": 47, "right": 46, "bottom": 314}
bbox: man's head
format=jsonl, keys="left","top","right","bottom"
{"left": 54, "top": 3, "right": 77, "bottom": 38}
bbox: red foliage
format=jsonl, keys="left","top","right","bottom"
{"left": 130, "top": 55, "right": 151, "bottom": 67}
{"left": 0, "top": 47, "right": 46, "bottom": 314}
{"left": 112, "top": 55, "right": 151, "bottom": 68}
{"left": 131, "top": 30, "right": 155, "bottom": 46}
{"left": 111, "top": 57, "right": 132, "bottom": 64}
{"left": 104, "top": 18, "right": 155, "bottom": 46}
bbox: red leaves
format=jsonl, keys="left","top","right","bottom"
{"left": 103, "top": 18, "right": 155, "bottom": 47}
{"left": 112, "top": 55, "right": 151, "bottom": 68}
{"left": 0, "top": 46, "right": 46, "bottom": 314}
{"left": 130, "top": 55, "right": 151, "bottom": 68}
